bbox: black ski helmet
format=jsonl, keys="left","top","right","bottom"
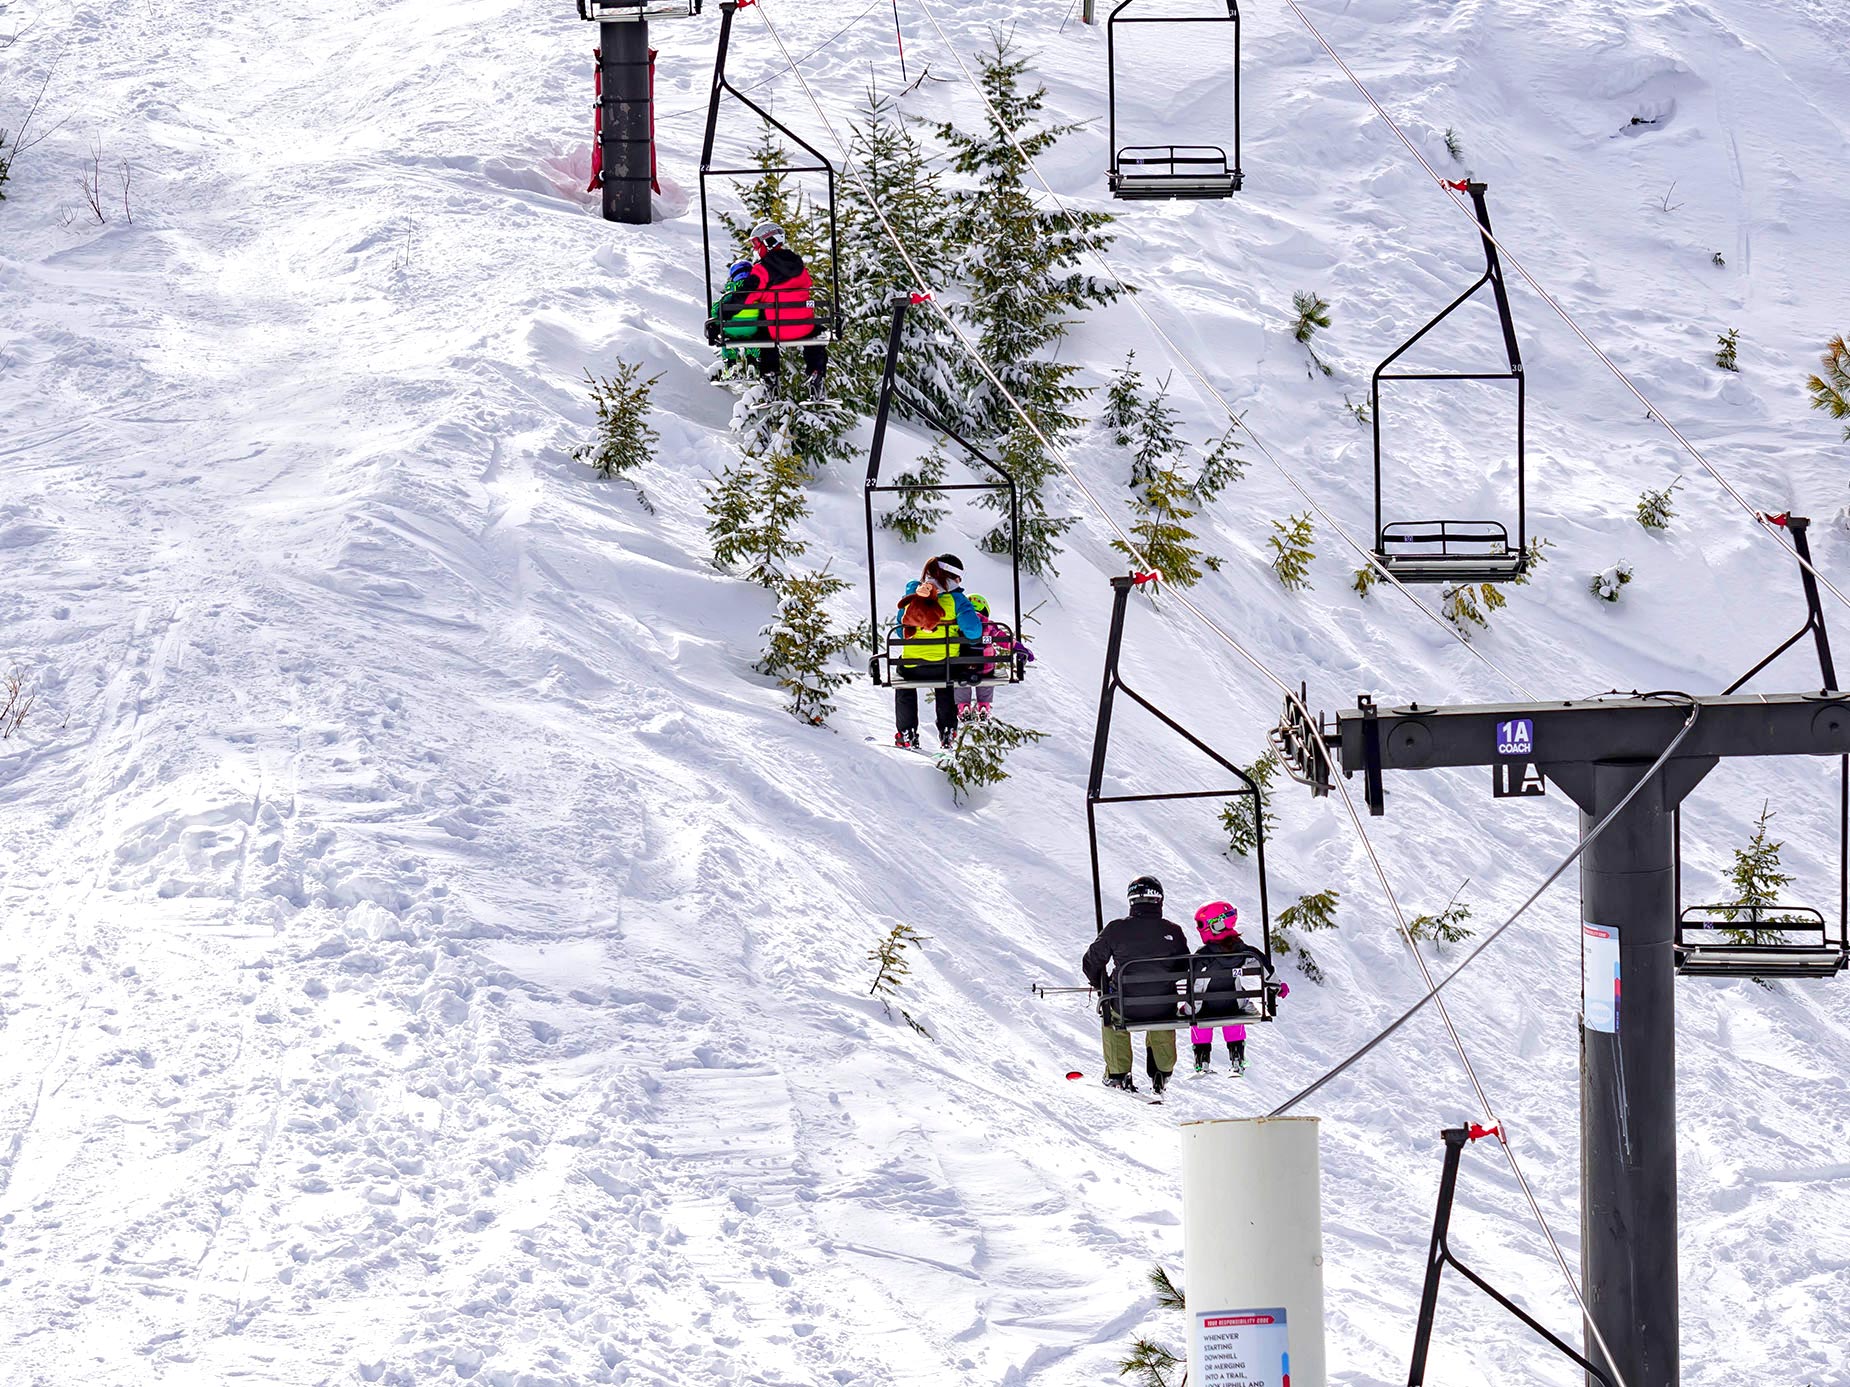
{"left": 1127, "top": 874, "right": 1164, "bottom": 906}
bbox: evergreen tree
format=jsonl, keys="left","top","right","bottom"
{"left": 1102, "top": 351, "right": 1145, "bottom": 448}
{"left": 1191, "top": 424, "right": 1247, "bottom": 504}
{"left": 720, "top": 126, "right": 830, "bottom": 277}
{"left": 1269, "top": 513, "right": 1316, "bottom": 590}
{"left": 1112, "top": 456, "right": 1217, "bottom": 592}
{"left": 1588, "top": 561, "right": 1634, "bottom": 603}
{"left": 867, "top": 922, "right": 931, "bottom": 1036}
{"left": 1636, "top": 476, "right": 1683, "bottom": 532}
{"left": 706, "top": 446, "right": 810, "bottom": 587}
{"left": 1443, "top": 580, "right": 1507, "bottom": 633}
{"left": 729, "top": 373, "right": 856, "bottom": 482}
{"left": 1722, "top": 802, "right": 1798, "bottom": 947}
{"left": 1407, "top": 882, "right": 1474, "bottom": 946}
{"left": 757, "top": 566, "right": 858, "bottom": 726}
{"left": 935, "top": 35, "right": 1119, "bottom": 575}
{"left": 1128, "top": 372, "right": 1186, "bottom": 489}
{"left": 837, "top": 89, "right": 960, "bottom": 418}
{"left": 1292, "top": 290, "right": 1334, "bottom": 377}
{"left": 979, "top": 423, "right": 1076, "bottom": 578}
{"left": 1275, "top": 889, "right": 1341, "bottom": 983}
{"left": 1714, "top": 327, "right": 1740, "bottom": 372}
{"left": 878, "top": 443, "right": 950, "bottom": 544}
{"left": 571, "top": 362, "right": 661, "bottom": 509}
{"left": 1220, "top": 750, "right": 1279, "bottom": 859}
{"left": 939, "top": 715, "right": 1045, "bottom": 805}
{"left": 1806, "top": 335, "right": 1850, "bottom": 441}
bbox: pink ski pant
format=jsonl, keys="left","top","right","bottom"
{"left": 1190, "top": 1023, "right": 1248, "bottom": 1044}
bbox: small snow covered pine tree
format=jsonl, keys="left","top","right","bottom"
{"left": 1220, "top": 750, "right": 1279, "bottom": 859}
{"left": 572, "top": 362, "right": 661, "bottom": 508}
{"left": 878, "top": 443, "right": 950, "bottom": 544}
{"left": 838, "top": 89, "right": 960, "bottom": 418}
{"left": 1636, "top": 475, "right": 1683, "bottom": 531}
{"left": 1111, "top": 455, "right": 1217, "bottom": 592}
{"left": 721, "top": 126, "right": 830, "bottom": 278}
{"left": 1588, "top": 561, "right": 1634, "bottom": 603}
{"left": 1192, "top": 424, "right": 1247, "bottom": 504}
{"left": 867, "top": 921, "right": 931, "bottom": 1036}
{"left": 1443, "top": 581, "right": 1507, "bottom": 634}
{"left": 1275, "top": 889, "right": 1341, "bottom": 983}
{"left": 938, "top": 714, "right": 1045, "bottom": 806}
{"left": 1506, "top": 535, "right": 1552, "bottom": 588}
{"left": 1129, "top": 372, "right": 1187, "bottom": 490}
{"left": 1102, "top": 351, "right": 1145, "bottom": 448}
{"left": 1269, "top": 512, "right": 1316, "bottom": 590}
{"left": 1443, "top": 127, "right": 1465, "bottom": 162}
{"left": 1721, "top": 802, "right": 1797, "bottom": 948}
{"left": 1292, "top": 290, "right": 1334, "bottom": 377}
{"left": 979, "top": 423, "right": 1076, "bottom": 579}
{"left": 1806, "top": 335, "right": 1850, "bottom": 442}
{"left": 937, "top": 35, "right": 1118, "bottom": 576}
{"left": 706, "top": 446, "right": 810, "bottom": 587}
{"left": 757, "top": 566, "right": 857, "bottom": 726}
{"left": 1714, "top": 327, "right": 1741, "bottom": 372}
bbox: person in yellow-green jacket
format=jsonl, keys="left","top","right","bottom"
{"left": 891, "top": 553, "right": 983, "bottom": 750}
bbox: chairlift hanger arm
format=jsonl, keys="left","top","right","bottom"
{"left": 1372, "top": 183, "right": 1522, "bottom": 384}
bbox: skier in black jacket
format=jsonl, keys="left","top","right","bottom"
{"left": 1082, "top": 875, "right": 1191, "bottom": 1094}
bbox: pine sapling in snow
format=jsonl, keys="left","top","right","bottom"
{"left": 1344, "top": 393, "right": 1371, "bottom": 426}
{"left": 867, "top": 922, "right": 931, "bottom": 1036}
{"left": 1292, "top": 289, "right": 1334, "bottom": 378}
{"left": 979, "top": 425, "right": 1076, "bottom": 579}
{"left": 1353, "top": 563, "right": 1381, "bottom": 598}
{"left": 1443, "top": 127, "right": 1465, "bottom": 162}
{"left": 1191, "top": 424, "right": 1247, "bottom": 504}
{"left": 1636, "top": 476, "right": 1683, "bottom": 532}
{"left": 1506, "top": 535, "right": 1552, "bottom": 587}
{"left": 1117, "top": 1266, "right": 1185, "bottom": 1387}
{"left": 1101, "top": 351, "right": 1145, "bottom": 449}
{"left": 1443, "top": 581, "right": 1508, "bottom": 633}
{"left": 1407, "top": 881, "right": 1475, "bottom": 946}
{"left": 1274, "top": 889, "right": 1341, "bottom": 983}
{"left": 1721, "top": 802, "right": 1799, "bottom": 950}
{"left": 571, "top": 362, "right": 661, "bottom": 509}
{"left": 706, "top": 447, "right": 810, "bottom": 587}
{"left": 938, "top": 715, "right": 1045, "bottom": 806}
{"left": 756, "top": 566, "right": 857, "bottom": 726}
{"left": 1714, "top": 327, "right": 1741, "bottom": 372}
{"left": 1220, "top": 749, "right": 1279, "bottom": 859}
{"left": 878, "top": 444, "right": 950, "bottom": 544}
{"left": 1806, "top": 334, "right": 1850, "bottom": 442}
{"left": 1111, "top": 455, "right": 1219, "bottom": 593}
{"left": 1269, "top": 512, "right": 1316, "bottom": 590}
{"left": 1588, "top": 561, "right": 1634, "bottom": 603}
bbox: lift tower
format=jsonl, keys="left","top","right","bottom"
{"left": 1316, "top": 680, "right": 1850, "bottom": 1387}
{"left": 579, "top": 0, "right": 700, "bottom": 223}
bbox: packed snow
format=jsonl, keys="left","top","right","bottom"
{"left": 2, "top": 0, "right": 1847, "bottom": 1383}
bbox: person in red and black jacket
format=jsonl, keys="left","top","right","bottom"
{"left": 711, "top": 221, "right": 829, "bottom": 400}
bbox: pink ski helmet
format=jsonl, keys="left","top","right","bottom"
{"left": 1195, "top": 901, "right": 1239, "bottom": 942}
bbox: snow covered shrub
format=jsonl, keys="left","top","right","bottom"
{"left": 938, "top": 715, "right": 1044, "bottom": 806}
{"left": 756, "top": 567, "right": 857, "bottom": 726}
{"left": 936, "top": 34, "right": 1118, "bottom": 577}
{"left": 1807, "top": 335, "right": 1850, "bottom": 442}
{"left": 1714, "top": 327, "right": 1740, "bottom": 372}
{"left": 1269, "top": 512, "right": 1316, "bottom": 590}
{"left": 1191, "top": 424, "right": 1246, "bottom": 504}
{"left": 1407, "top": 884, "right": 1474, "bottom": 946}
{"left": 1102, "top": 351, "right": 1145, "bottom": 448}
{"left": 1442, "top": 581, "right": 1506, "bottom": 633}
{"left": 706, "top": 447, "right": 809, "bottom": 587}
{"left": 1275, "top": 889, "right": 1341, "bottom": 983}
{"left": 572, "top": 362, "right": 660, "bottom": 507}
{"left": 1112, "top": 439, "right": 1220, "bottom": 592}
{"left": 1636, "top": 475, "right": 1683, "bottom": 532}
{"left": 1292, "top": 290, "right": 1333, "bottom": 377}
{"left": 867, "top": 921, "right": 931, "bottom": 1036}
{"left": 1588, "top": 561, "right": 1634, "bottom": 603}
{"left": 1352, "top": 564, "right": 1380, "bottom": 598}
{"left": 877, "top": 444, "right": 949, "bottom": 544}
{"left": 1219, "top": 750, "right": 1279, "bottom": 859}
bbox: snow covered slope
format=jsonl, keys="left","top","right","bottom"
{"left": 2, "top": 0, "right": 1847, "bottom": 1383}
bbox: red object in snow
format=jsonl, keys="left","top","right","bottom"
{"left": 1065, "top": 1071, "right": 1084, "bottom": 1081}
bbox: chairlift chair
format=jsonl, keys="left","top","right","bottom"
{"left": 1087, "top": 573, "right": 1279, "bottom": 1029}
{"left": 863, "top": 295, "right": 1027, "bottom": 692}
{"left": 1106, "top": 1, "right": 1242, "bottom": 199}
{"left": 1371, "top": 181, "right": 1527, "bottom": 584}
{"left": 698, "top": 0, "right": 840, "bottom": 351}
{"left": 1674, "top": 514, "right": 1850, "bottom": 980}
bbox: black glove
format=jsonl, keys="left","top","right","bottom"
{"left": 705, "top": 321, "right": 723, "bottom": 347}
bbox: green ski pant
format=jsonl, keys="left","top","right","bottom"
{"left": 1102, "top": 1025, "right": 1175, "bottom": 1078}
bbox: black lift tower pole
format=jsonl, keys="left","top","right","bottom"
{"left": 1324, "top": 689, "right": 1850, "bottom": 1387}
{"left": 582, "top": 0, "right": 668, "bottom": 224}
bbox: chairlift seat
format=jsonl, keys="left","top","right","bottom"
{"left": 1110, "top": 146, "right": 1240, "bottom": 200}
{"left": 1375, "top": 519, "right": 1526, "bottom": 584}
{"left": 1103, "top": 955, "right": 1276, "bottom": 1032}
{"left": 869, "top": 649, "right": 1027, "bottom": 691}
{"left": 1674, "top": 905, "right": 1848, "bottom": 979}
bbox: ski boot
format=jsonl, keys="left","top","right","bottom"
{"left": 1103, "top": 1072, "right": 1137, "bottom": 1094}
{"left": 895, "top": 729, "right": 920, "bottom": 750}
{"left": 805, "top": 369, "right": 827, "bottom": 403}
{"left": 937, "top": 724, "right": 958, "bottom": 750}
{"left": 1151, "top": 1068, "right": 1170, "bottom": 1098}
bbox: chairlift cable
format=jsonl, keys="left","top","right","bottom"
{"left": 658, "top": 0, "right": 889, "bottom": 120}
{"left": 1276, "top": 0, "right": 1850, "bottom": 624}
{"left": 750, "top": 4, "right": 1620, "bottom": 1365}
{"left": 904, "top": 0, "right": 1540, "bottom": 703}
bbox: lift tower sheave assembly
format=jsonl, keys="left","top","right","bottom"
{"left": 1325, "top": 689, "right": 1850, "bottom": 1387}
{"left": 579, "top": 0, "right": 700, "bottom": 224}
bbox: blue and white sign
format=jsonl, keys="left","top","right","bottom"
{"left": 1496, "top": 717, "right": 1535, "bottom": 757}
{"left": 1582, "top": 923, "right": 1621, "bottom": 1033}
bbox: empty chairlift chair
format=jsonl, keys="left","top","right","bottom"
{"left": 1674, "top": 513, "right": 1850, "bottom": 981}
{"left": 863, "top": 295, "right": 1027, "bottom": 694}
{"left": 1087, "top": 573, "right": 1280, "bottom": 1028}
{"left": 1106, "top": 1, "right": 1242, "bottom": 199}
{"left": 697, "top": 0, "right": 840, "bottom": 351}
{"left": 1371, "top": 181, "right": 1528, "bottom": 584}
